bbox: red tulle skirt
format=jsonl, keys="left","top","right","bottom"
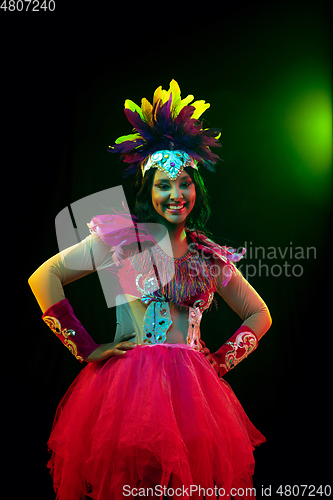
{"left": 47, "top": 344, "right": 265, "bottom": 500}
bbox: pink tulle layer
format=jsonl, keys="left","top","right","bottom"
{"left": 47, "top": 344, "right": 265, "bottom": 500}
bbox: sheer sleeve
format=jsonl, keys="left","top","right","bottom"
{"left": 28, "top": 234, "right": 115, "bottom": 313}
{"left": 214, "top": 262, "right": 272, "bottom": 339}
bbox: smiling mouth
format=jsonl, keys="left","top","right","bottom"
{"left": 165, "top": 203, "right": 186, "bottom": 212}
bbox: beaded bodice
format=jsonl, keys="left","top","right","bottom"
{"left": 131, "top": 244, "right": 215, "bottom": 350}
{"left": 87, "top": 213, "right": 245, "bottom": 349}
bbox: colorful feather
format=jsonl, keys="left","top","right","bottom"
{"left": 108, "top": 79, "right": 222, "bottom": 175}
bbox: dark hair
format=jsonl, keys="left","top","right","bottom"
{"left": 132, "top": 166, "right": 212, "bottom": 235}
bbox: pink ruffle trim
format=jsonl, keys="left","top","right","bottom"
{"left": 87, "top": 212, "right": 246, "bottom": 285}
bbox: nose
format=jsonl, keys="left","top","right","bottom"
{"left": 170, "top": 184, "right": 183, "bottom": 200}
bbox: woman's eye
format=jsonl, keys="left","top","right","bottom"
{"left": 156, "top": 181, "right": 192, "bottom": 190}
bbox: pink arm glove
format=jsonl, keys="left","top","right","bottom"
{"left": 206, "top": 325, "right": 258, "bottom": 378}
{"left": 42, "top": 298, "right": 103, "bottom": 362}
{"left": 205, "top": 262, "right": 271, "bottom": 377}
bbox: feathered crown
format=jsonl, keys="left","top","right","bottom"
{"left": 108, "top": 79, "right": 222, "bottom": 177}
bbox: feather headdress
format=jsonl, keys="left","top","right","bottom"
{"left": 108, "top": 79, "right": 222, "bottom": 176}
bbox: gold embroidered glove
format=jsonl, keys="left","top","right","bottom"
{"left": 206, "top": 325, "right": 258, "bottom": 378}
{"left": 42, "top": 299, "right": 103, "bottom": 362}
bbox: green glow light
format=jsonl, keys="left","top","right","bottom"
{"left": 285, "top": 90, "right": 332, "bottom": 174}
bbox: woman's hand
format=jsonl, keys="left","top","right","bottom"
{"left": 204, "top": 354, "right": 220, "bottom": 373}
{"left": 84, "top": 333, "right": 137, "bottom": 363}
{"left": 199, "top": 340, "right": 219, "bottom": 374}
{"left": 199, "top": 339, "right": 210, "bottom": 356}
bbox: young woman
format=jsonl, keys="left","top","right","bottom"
{"left": 29, "top": 80, "right": 272, "bottom": 500}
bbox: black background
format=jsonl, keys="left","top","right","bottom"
{"left": 4, "top": 0, "right": 332, "bottom": 498}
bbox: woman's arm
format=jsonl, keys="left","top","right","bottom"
{"left": 215, "top": 266, "right": 272, "bottom": 340}
{"left": 28, "top": 234, "right": 112, "bottom": 313}
{"left": 206, "top": 262, "right": 272, "bottom": 377}
{"left": 28, "top": 234, "right": 136, "bottom": 362}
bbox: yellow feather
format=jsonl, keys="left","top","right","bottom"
{"left": 161, "top": 89, "right": 170, "bottom": 105}
{"left": 181, "top": 94, "right": 195, "bottom": 107}
{"left": 169, "top": 79, "right": 181, "bottom": 108}
{"left": 153, "top": 86, "right": 163, "bottom": 105}
{"left": 141, "top": 97, "right": 153, "bottom": 125}
{"left": 191, "top": 100, "right": 210, "bottom": 120}
{"left": 124, "top": 99, "right": 143, "bottom": 119}
{"left": 152, "top": 86, "right": 170, "bottom": 119}
{"left": 174, "top": 94, "right": 194, "bottom": 116}
{"left": 202, "top": 129, "right": 221, "bottom": 140}
{"left": 115, "top": 133, "right": 141, "bottom": 144}
{"left": 144, "top": 80, "right": 210, "bottom": 122}
{"left": 169, "top": 79, "right": 180, "bottom": 95}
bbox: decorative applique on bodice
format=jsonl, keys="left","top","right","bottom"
{"left": 134, "top": 246, "right": 216, "bottom": 350}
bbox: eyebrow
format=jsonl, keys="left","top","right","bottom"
{"left": 154, "top": 175, "right": 192, "bottom": 183}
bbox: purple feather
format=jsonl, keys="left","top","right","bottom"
{"left": 109, "top": 92, "right": 222, "bottom": 173}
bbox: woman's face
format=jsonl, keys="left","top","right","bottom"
{"left": 151, "top": 169, "right": 196, "bottom": 225}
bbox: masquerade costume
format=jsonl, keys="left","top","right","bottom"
{"left": 29, "top": 81, "right": 271, "bottom": 500}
